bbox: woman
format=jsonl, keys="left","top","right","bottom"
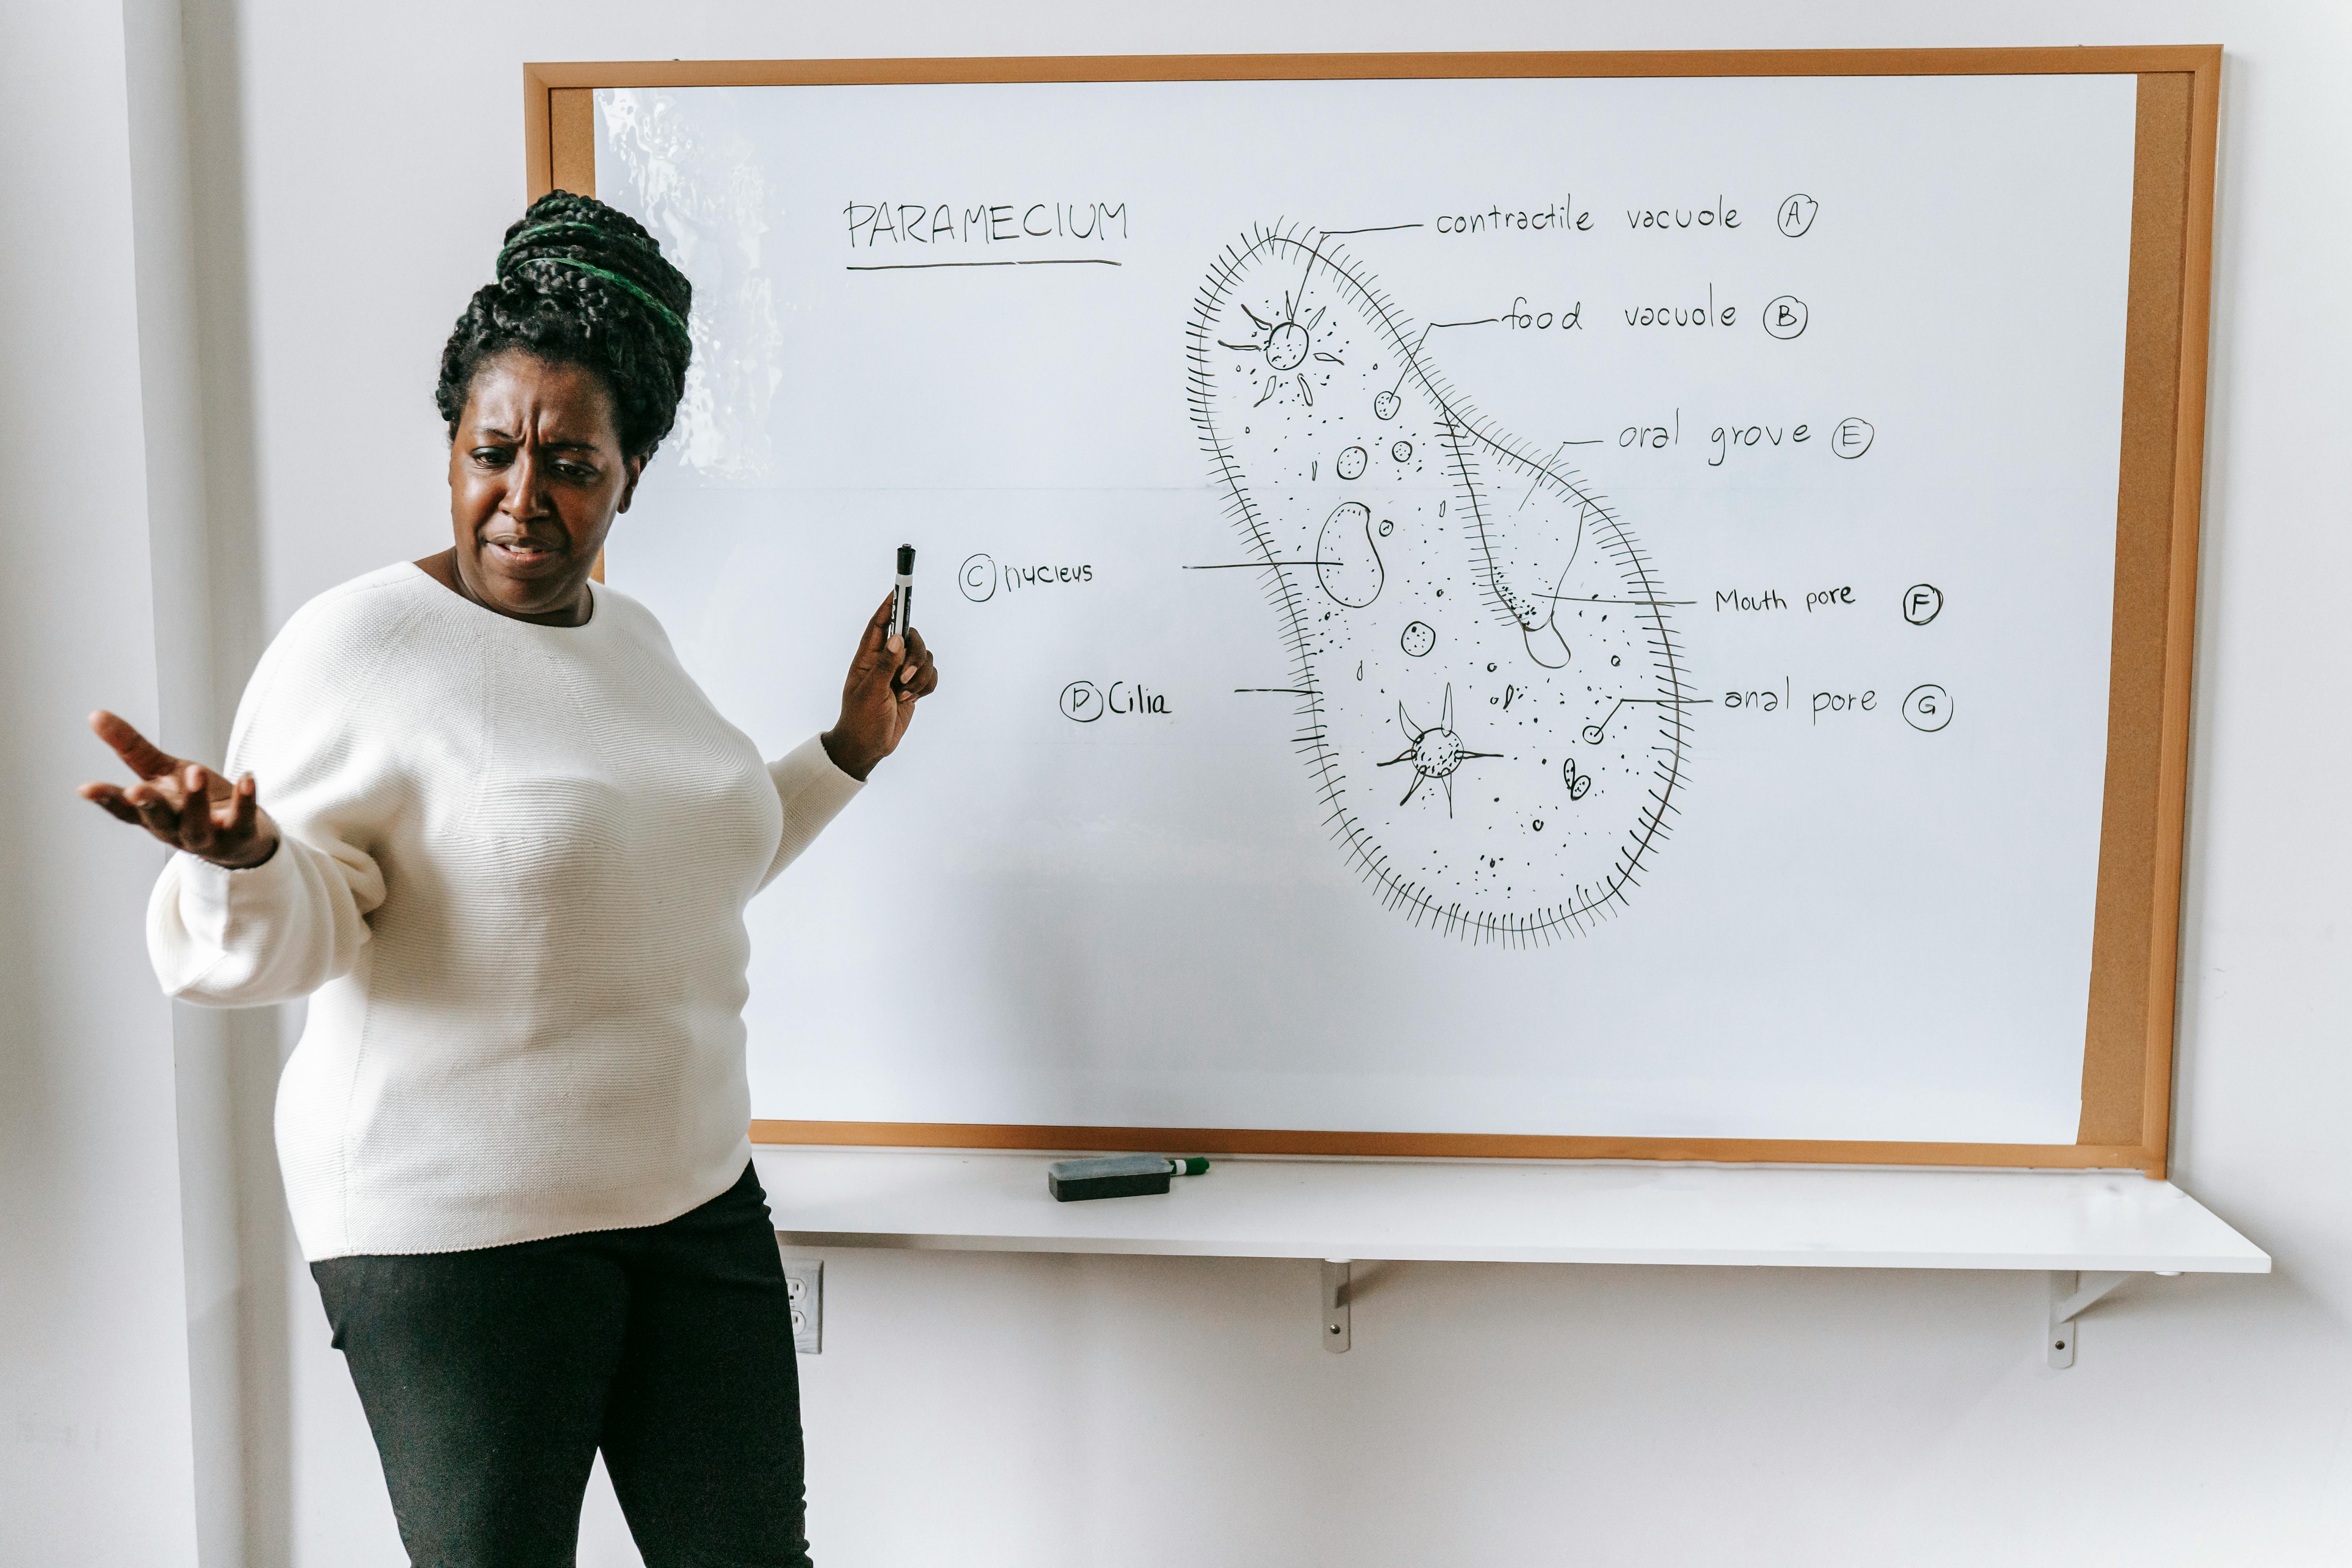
{"left": 78, "top": 192, "right": 929, "bottom": 1566}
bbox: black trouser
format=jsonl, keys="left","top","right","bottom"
{"left": 313, "top": 1163, "right": 811, "bottom": 1567}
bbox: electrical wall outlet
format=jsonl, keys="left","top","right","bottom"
{"left": 780, "top": 1254, "right": 822, "bottom": 1355}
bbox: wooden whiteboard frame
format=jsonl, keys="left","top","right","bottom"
{"left": 524, "top": 47, "right": 2220, "bottom": 1177}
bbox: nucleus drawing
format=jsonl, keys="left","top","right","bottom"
{"left": 1187, "top": 222, "right": 1691, "bottom": 943}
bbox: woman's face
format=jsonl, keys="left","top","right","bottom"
{"left": 445, "top": 351, "right": 644, "bottom": 622}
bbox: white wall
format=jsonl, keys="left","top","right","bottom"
{"left": 14, "top": 1, "right": 2350, "bottom": 1564}
{"left": 0, "top": 3, "right": 214, "bottom": 1564}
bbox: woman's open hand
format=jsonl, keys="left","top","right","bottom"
{"left": 821, "top": 594, "right": 939, "bottom": 782}
{"left": 78, "top": 710, "right": 279, "bottom": 868}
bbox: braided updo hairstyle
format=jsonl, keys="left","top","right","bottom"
{"left": 436, "top": 191, "right": 694, "bottom": 460}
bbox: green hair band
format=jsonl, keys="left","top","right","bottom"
{"left": 503, "top": 241, "right": 691, "bottom": 344}
{"left": 503, "top": 219, "right": 613, "bottom": 251}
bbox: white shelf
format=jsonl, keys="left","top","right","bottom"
{"left": 753, "top": 1147, "right": 2269, "bottom": 1273}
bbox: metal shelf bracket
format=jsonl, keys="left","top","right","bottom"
{"left": 2047, "top": 1270, "right": 2131, "bottom": 1367}
{"left": 1321, "top": 1259, "right": 1351, "bottom": 1353}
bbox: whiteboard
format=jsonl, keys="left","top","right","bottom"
{"left": 590, "top": 71, "right": 2139, "bottom": 1147}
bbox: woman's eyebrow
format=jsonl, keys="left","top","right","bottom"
{"left": 470, "top": 427, "right": 599, "bottom": 452}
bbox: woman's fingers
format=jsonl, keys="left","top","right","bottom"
{"left": 80, "top": 742, "right": 272, "bottom": 862}
{"left": 90, "top": 709, "right": 183, "bottom": 783}
{"left": 186, "top": 762, "right": 236, "bottom": 810}
{"left": 84, "top": 776, "right": 185, "bottom": 842}
{"left": 897, "top": 626, "right": 939, "bottom": 703}
{"left": 850, "top": 595, "right": 904, "bottom": 700}
{"left": 126, "top": 782, "right": 185, "bottom": 841}
{"left": 852, "top": 593, "right": 895, "bottom": 672}
{"left": 82, "top": 710, "right": 194, "bottom": 845}
{"left": 79, "top": 783, "right": 146, "bottom": 826}
{"left": 182, "top": 767, "right": 219, "bottom": 855}
{"left": 232, "top": 775, "right": 267, "bottom": 851}
{"left": 183, "top": 764, "right": 276, "bottom": 861}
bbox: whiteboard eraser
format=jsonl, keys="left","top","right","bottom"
{"left": 1047, "top": 1154, "right": 1207, "bottom": 1201}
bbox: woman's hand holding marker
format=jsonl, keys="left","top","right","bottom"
{"left": 822, "top": 585, "right": 939, "bottom": 782}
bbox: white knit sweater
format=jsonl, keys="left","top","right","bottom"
{"left": 147, "top": 563, "right": 861, "bottom": 1260}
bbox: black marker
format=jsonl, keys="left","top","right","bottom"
{"left": 889, "top": 544, "right": 916, "bottom": 645}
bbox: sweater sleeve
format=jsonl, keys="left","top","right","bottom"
{"left": 148, "top": 837, "right": 383, "bottom": 1005}
{"left": 145, "top": 593, "right": 403, "bottom": 1006}
{"left": 757, "top": 734, "right": 864, "bottom": 891}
